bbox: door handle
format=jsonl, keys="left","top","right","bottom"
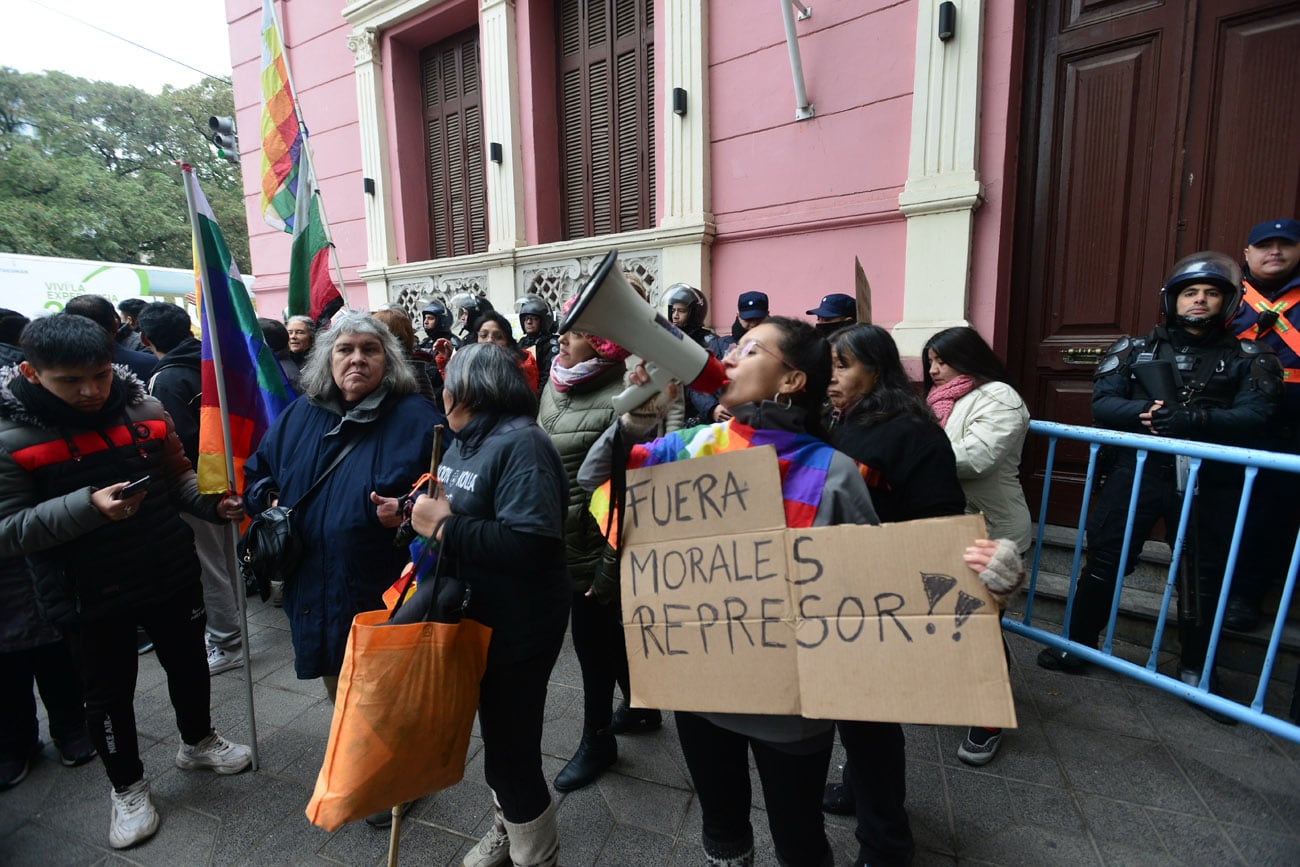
{"left": 1061, "top": 347, "right": 1104, "bottom": 365}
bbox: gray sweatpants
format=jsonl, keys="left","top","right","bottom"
{"left": 182, "top": 514, "right": 242, "bottom": 649}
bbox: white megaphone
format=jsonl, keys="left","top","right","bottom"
{"left": 560, "top": 249, "right": 728, "bottom": 414}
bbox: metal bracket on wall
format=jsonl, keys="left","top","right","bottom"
{"left": 780, "top": 0, "right": 815, "bottom": 121}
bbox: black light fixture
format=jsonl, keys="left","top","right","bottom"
{"left": 672, "top": 87, "right": 688, "bottom": 117}
{"left": 938, "top": 2, "right": 956, "bottom": 41}
{"left": 362, "top": 177, "right": 376, "bottom": 196}
{"left": 489, "top": 142, "right": 503, "bottom": 164}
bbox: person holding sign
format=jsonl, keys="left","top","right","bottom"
{"left": 823, "top": 324, "right": 967, "bottom": 865}
{"left": 581, "top": 316, "right": 878, "bottom": 867}
{"left": 408, "top": 343, "right": 569, "bottom": 867}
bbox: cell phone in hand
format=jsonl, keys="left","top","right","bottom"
{"left": 113, "top": 476, "right": 151, "bottom": 500}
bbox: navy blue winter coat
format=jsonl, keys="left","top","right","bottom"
{"left": 243, "top": 386, "right": 441, "bottom": 678}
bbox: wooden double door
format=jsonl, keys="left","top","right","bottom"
{"left": 1010, "top": 0, "right": 1300, "bottom": 524}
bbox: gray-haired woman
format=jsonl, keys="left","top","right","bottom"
{"left": 285, "top": 314, "right": 315, "bottom": 369}
{"left": 243, "top": 312, "right": 442, "bottom": 700}
{"left": 404, "top": 343, "right": 569, "bottom": 867}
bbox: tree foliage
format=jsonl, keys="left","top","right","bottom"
{"left": 0, "top": 68, "right": 250, "bottom": 271}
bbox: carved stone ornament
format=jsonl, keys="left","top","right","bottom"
{"left": 346, "top": 29, "right": 379, "bottom": 64}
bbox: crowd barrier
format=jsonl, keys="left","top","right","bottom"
{"left": 1006, "top": 420, "right": 1300, "bottom": 743}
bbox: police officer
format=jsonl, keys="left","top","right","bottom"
{"left": 449, "top": 292, "right": 494, "bottom": 347}
{"left": 417, "top": 299, "right": 454, "bottom": 351}
{"left": 1037, "top": 252, "right": 1281, "bottom": 699}
{"left": 1228, "top": 219, "right": 1300, "bottom": 630}
{"left": 664, "top": 283, "right": 728, "bottom": 425}
{"left": 517, "top": 294, "right": 560, "bottom": 393}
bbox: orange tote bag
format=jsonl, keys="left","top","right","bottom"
{"left": 306, "top": 609, "right": 492, "bottom": 831}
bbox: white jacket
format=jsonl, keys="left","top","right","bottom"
{"left": 943, "top": 381, "right": 1033, "bottom": 553}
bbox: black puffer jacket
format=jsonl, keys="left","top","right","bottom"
{"left": 0, "top": 365, "right": 223, "bottom": 625}
{"left": 829, "top": 411, "right": 966, "bottom": 523}
{"left": 147, "top": 337, "right": 201, "bottom": 462}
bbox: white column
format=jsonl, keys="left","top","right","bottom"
{"left": 891, "top": 0, "right": 985, "bottom": 357}
{"left": 347, "top": 27, "right": 398, "bottom": 281}
{"left": 481, "top": 0, "right": 526, "bottom": 253}
{"left": 661, "top": 0, "right": 711, "bottom": 230}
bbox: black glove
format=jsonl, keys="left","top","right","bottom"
{"left": 1150, "top": 405, "right": 1206, "bottom": 437}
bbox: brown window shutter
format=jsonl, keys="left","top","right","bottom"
{"left": 557, "top": 0, "right": 653, "bottom": 240}
{"left": 421, "top": 31, "right": 488, "bottom": 259}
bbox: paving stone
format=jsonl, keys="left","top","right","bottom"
{"left": 596, "top": 771, "right": 691, "bottom": 835}
{"left": 1048, "top": 729, "right": 1211, "bottom": 817}
{"left": 1026, "top": 667, "right": 1158, "bottom": 739}
{"left": 593, "top": 824, "right": 673, "bottom": 865}
{"left": 1076, "top": 792, "right": 1168, "bottom": 864}
{"left": 1143, "top": 807, "right": 1244, "bottom": 865}
{"left": 555, "top": 784, "right": 615, "bottom": 866}
{"left": 114, "top": 805, "right": 219, "bottom": 866}
{"left": 1, "top": 822, "right": 107, "bottom": 866}
{"left": 905, "top": 759, "right": 956, "bottom": 857}
{"left": 1167, "top": 744, "right": 1296, "bottom": 834}
{"left": 938, "top": 717, "right": 1067, "bottom": 788}
{"left": 235, "top": 810, "right": 335, "bottom": 865}
{"left": 1220, "top": 822, "right": 1300, "bottom": 866}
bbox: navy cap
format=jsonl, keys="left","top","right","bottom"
{"left": 806, "top": 293, "right": 856, "bottom": 319}
{"left": 737, "top": 291, "right": 769, "bottom": 320}
{"left": 1247, "top": 219, "right": 1300, "bottom": 246}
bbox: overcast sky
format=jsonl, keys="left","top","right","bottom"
{"left": 5, "top": 0, "right": 233, "bottom": 93}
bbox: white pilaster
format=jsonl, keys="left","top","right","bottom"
{"left": 481, "top": 0, "right": 526, "bottom": 252}
{"left": 661, "top": 0, "right": 711, "bottom": 231}
{"left": 891, "top": 0, "right": 985, "bottom": 357}
{"left": 347, "top": 27, "right": 398, "bottom": 276}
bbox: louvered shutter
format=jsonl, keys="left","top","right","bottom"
{"left": 557, "top": 0, "right": 653, "bottom": 240}
{"left": 421, "top": 32, "right": 487, "bottom": 258}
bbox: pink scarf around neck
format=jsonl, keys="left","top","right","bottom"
{"left": 926, "top": 375, "right": 977, "bottom": 426}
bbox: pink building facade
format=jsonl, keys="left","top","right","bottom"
{"left": 225, "top": 0, "right": 1019, "bottom": 360}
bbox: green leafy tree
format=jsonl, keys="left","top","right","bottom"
{"left": 0, "top": 69, "right": 251, "bottom": 271}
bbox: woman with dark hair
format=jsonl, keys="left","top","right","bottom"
{"left": 921, "top": 327, "right": 1031, "bottom": 554}
{"left": 472, "top": 311, "right": 540, "bottom": 393}
{"left": 579, "top": 316, "right": 878, "bottom": 867}
{"left": 923, "top": 325, "right": 1032, "bottom": 769}
{"left": 403, "top": 342, "right": 568, "bottom": 867}
{"left": 257, "top": 317, "right": 301, "bottom": 392}
{"left": 242, "top": 313, "right": 441, "bottom": 700}
{"left": 821, "top": 324, "right": 966, "bottom": 867}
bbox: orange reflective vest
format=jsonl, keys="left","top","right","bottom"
{"left": 1237, "top": 280, "right": 1300, "bottom": 382}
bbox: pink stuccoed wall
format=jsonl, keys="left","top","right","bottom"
{"left": 223, "top": 1, "right": 1021, "bottom": 349}
{"left": 706, "top": 1, "right": 1019, "bottom": 351}
{"left": 225, "top": 0, "right": 365, "bottom": 317}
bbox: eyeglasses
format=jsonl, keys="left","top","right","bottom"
{"left": 726, "top": 338, "right": 795, "bottom": 371}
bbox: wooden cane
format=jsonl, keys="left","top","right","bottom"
{"left": 386, "top": 803, "right": 403, "bottom": 867}
{"left": 428, "top": 424, "right": 444, "bottom": 497}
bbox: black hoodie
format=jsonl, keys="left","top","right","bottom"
{"left": 148, "top": 337, "right": 202, "bottom": 463}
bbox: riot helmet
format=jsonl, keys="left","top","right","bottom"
{"left": 449, "top": 292, "right": 495, "bottom": 332}
{"left": 664, "top": 283, "right": 708, "bottom": 331}
{"left": 515, "top": 294, "right": 554, "bottom": 336}
{"left": 1160, "top": 251, "right": 1243, "bottom": 330}
{"left": 419, "top": 299, "right": 452, "bottom": 337}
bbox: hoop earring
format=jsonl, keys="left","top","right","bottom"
{"left": 773, "top": 391, "right": 793, "bottom": 409}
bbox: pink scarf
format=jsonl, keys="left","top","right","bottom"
{"left": 926, "top": 375, "right": 977, "bottom": 426}
{"left": 550, "top": 357, "right": 620, "bottom": 393}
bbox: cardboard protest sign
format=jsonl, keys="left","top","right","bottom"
{"left": 620, "top": 447, "right": 1017, "bottom": 728}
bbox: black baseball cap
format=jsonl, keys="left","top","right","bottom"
{"left": 737, "top": 291, "right": 769, "bottom": 321}
{"left": 806, "top": 293, "right": 856, "bottom": 319}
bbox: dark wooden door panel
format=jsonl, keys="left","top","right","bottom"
{"left": 1014, "top": 1, "right": 1187, "bottom": 524}
{"left": 1178, "top": 0, "right": 1300, "bottom": 256}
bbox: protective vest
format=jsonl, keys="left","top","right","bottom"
{"left": 1237, "top": 280, "right": 1300, "bottom": 382}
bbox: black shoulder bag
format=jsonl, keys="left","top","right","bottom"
{"left": 239, "top": 435, "right": 364, "bottom": 600}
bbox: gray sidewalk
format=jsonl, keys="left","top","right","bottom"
{"left": 2, "top": 598, "right": 1299, "bottom": 866}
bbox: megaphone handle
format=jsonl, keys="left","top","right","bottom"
{"left": 611, "top": 360, "right": 675, "bottom": 415}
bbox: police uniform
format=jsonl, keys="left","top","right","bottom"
{"left": 1040, "top": 253, "right": 1282, "bottom": 678}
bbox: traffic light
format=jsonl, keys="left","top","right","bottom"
{"left": 209, "top": 116, "right": 239, "bottom": 163}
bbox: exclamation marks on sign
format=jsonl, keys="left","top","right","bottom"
{"left": 921, "top": 572, "right": 957, "bottom": 635}
{"left": 952, "top": 591, "right": 985, "bottom": 642}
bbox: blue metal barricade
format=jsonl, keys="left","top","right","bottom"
{"left": 1007, "top": 420, "right": 1300, "bottom": 743}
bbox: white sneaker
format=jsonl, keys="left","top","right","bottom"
{"left": 176, "top": 732, "right": 252, "bottom": 775}
{"left": 206, "top": 642, "right": 243, "bottom": 675}
{"left": 463, "top": 808, "right": 510, "bottom": 867}
{"left": 109, "top": 780, "right": 159, "bottom": 849}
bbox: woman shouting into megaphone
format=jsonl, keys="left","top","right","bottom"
{"left": 578, "top": 315, "right": 1023, "bottom": 867}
